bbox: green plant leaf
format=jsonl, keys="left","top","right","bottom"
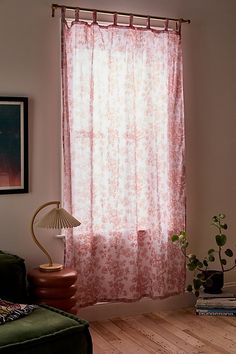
{"left": 208, "top": 248, "right": 215, "bottom": 254}
{"left": 225, "top": 249, "right": 233, "bottom": 257}
{"left": 180, "top": 241, "right": 189, "bottom": 249}
{"left": 212, "top": 216, "right": 218, "bottom": 223}
{"left": 203, "top": 260, "right": 208, "bottom": 267}
{"left": 187, "top": 262, "right": 198, "bottom": 271}
{"left": 171, "top": 235, "right": 179, "bottom": 242}
{"left": 187, "top": 254, "right": 196, "bottom": 260}
{"left": 221, "top": 259, "right": 227, "bottom": 265}
{"left": 215, "top": 234, "right": 227, "bottom": 246}
{"left": 194, "top": 290, "right": 200, "bottom": 297}
{"left": 221, "top": 234, "right": 227, "bottom": 245}
{"left": 219, "top": 213, "right": 225, "bottom": 219}
{"left": 186, "top": 284, "right": 193, "bottom": 292}
{"left": 197, "top": 273, "right": 205, "bottom": 280}
{"left": 197, "top": 261, "right": 203, "bottom": 268}
{"left": 208, "top": 255, "right": 215, "bottom": 262}
{"left": 193, "top": 278, "right": 202, "bottom": 290}
{"left": 221, "top": 223, "right": 228, "bottom": 230}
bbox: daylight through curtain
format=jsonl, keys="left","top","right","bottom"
{"left": 61, "top": 11, "right": 186, "bottom": 308}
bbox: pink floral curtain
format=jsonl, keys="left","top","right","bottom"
{"left": 61, "top": 11, "right": 186, "bottom": 308}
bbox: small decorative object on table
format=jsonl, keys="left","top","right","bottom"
{"left": 171, "top": 213, "right": 236, "bottom": 296}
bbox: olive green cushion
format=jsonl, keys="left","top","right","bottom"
{"left": 0, "top": 305, "right": 92, "bottom": 354}
{"left": 0, "top": 251, "right": 27, "bottom": 303}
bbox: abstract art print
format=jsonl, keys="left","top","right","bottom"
{"left": 0, "top": 97, "right": 28, "bottom": 194}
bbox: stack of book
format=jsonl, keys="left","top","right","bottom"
{"left": 195, "top": 291, "right": 236, "bottom": 316}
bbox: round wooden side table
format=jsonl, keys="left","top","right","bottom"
{"left": 27, "top": 268, "right": 77, "bottom": 314}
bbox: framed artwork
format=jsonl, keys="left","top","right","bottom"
{"left": 0, "top": 97, "right": 28, "bottom": 194}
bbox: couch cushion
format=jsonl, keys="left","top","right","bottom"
{"left": 0, "top": 251, "right": 27, "bottom": 303}
{"left": 0, "top": 305, "right": 92, "bottom": 354}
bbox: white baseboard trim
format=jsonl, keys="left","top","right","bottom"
{"left": 78, "top": 293, "right": 195, "bottom": 321}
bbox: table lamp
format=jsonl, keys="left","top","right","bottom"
{"left": 31, "top": 200, "right": 81, "bottom": 272}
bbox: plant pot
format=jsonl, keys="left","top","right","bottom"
{"left": 203, "top": 270, "right": 224, "bottom": 294}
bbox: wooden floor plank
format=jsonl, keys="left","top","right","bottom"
{"left": 145, "top": 313, "right": 204, "bottom": 351}
{"left": 92, "top": 320, "right": 151, "bottom": 354}
{"left": 221, "top": 316, "right": 236, "bottom": 327}
{"left": 90, "top": 307, "right": 236, "bottom": 354}
{"left": 140, "top": 314, "right": 200, "bottom": 353}
{"left": 185, "top": 308, "right": 236, "bottom": 343}
{"left": 124, "top": 315, "right": 188, "bottom": 354}
{"left": 111, "top": 318, "right": 167, "bottom": 354}
{"left": 155, "top": 311, "right": 222, "bottom": 354}
{"left": 171, "top": 310, "right": 234, "bottom": 353}
{"left": 179, "top": 309, "right": 236, "bottom": 351}
{"left": 89, "top": 325, "right": 122, "bottom": 354}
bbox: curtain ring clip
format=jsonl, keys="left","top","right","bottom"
{"left": 93, "top": 11, "right": 98, "bottom": 24}
{"left": 129, "top": 14, "right": 134, "bottom": 27}
{"left": 146, "top": 16, "right": 151, "bottom": 29}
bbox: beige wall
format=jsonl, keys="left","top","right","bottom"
{"left": 0, "top": 0, "right": 236, "bottom": 284}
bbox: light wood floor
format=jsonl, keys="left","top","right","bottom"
{"left": 89, "top": 308, "right": 236, "bottom": 354}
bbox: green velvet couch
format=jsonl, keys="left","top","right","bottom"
{"left": 0, "top": 251, "right": 93, "bottom": 354}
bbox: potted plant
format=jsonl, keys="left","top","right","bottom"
{"left": 171, "top": 213, "right": 236, "bottom": 296}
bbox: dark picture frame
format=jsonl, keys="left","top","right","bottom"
{"left": 0, "top": 97, "right": 28, "bottom": 194}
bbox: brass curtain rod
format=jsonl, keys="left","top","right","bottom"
{"left": 51, "top": 3, "right": 191, "bottom": 24}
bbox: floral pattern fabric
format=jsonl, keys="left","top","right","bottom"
{"left": 61, "top": 16, "right": 186, "bottom": 308}
{"left": 0, "top": 299, "right": 37, "bottom": 324}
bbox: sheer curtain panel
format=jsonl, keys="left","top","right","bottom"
{"left": 61, "top": 11, "right": 186, "bottom": 308}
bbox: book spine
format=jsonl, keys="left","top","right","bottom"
{"left": 197, "top": 298, "right": 236, "bottom": 302}
{"left": 196, "top": 299, "right": 236, "bottom": 308}
{"left": 196, "top": 298, "right": 236, "bottom": 304}
{"left": 196, "top": 307, "right": 236, "bottom": 312}
{"left": 199, "top": 295, "right": 235, "bottom": 299}
{"left": 196, "top": 310, "right": 236, "bottom": 316}
{"left": 196, "top": 305, "right": 236, "bottom": 310}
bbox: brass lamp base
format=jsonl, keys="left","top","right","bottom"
{"left": 39, "top": 263, "right": 63, "bottom": 272}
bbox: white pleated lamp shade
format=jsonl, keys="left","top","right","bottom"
{"left": 36, "top": 207, "right": 81, "bottom": 229}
